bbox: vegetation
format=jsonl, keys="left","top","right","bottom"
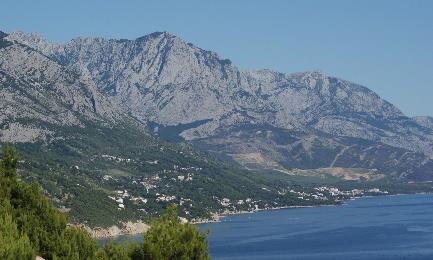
{"left": 135, "top": 204, "right": 209, "bottom": 260}
{"left": 12, "top": 120, "right": 336, "bottom": 228}
{"left": 0, "top": 145, "right": 210, "bottom": 260}
{"left": 12, "top": 118, "right": 433, "bottom": 229}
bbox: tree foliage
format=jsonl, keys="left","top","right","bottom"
{"left": 0, "top": 214, "right": 35, "bottom": 260}
{"left": 132, "top": 204, "right": 210, "bottom": 260}
{"left": 0, "top": 144, "right": 99, "bottom": 259}
{"left": 0, "top": 145, "right": 210, "bottom": 260}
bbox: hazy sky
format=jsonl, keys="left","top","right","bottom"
{"left": 2, "top": 0, "right": 432, "bottom": 116}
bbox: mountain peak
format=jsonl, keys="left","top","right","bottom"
{"left": 7, "top": 31, "right": 47, "bottom": 42}
{"left": 0, "top": 30, "right": 8, "bottom": 39}
{"left": 303, "top": 70, "right": 326, "bottom": 77}
{"left": 2, "top": 30, "right": 433, "bottom": 181}
{"left": 136, "top": 31, "right": 180, "bottom": 42}
{"left": 4, "top": 31, "right": 62, "bottom": 56}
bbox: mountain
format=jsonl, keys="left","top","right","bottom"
{"left": 2, "top": 32, "right": 342, "bottom": 228}
{"left": 0, "top": 32, "right": 125, "bottom": 142}
{"left": 6, "top": 31, "right": 433, "bottom": 181}
{"left": 413, "top": 116, "right": 433, "bottom": 131}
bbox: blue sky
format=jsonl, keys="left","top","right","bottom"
{"left": 2, "top": 0, "right": 432, "bottom": 116}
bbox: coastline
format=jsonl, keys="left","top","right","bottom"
{"left": 91, "top": 192, "right": 432, "bottom": 239}
{"left": 88, "top": 205, "right": 325, "bottom": 239}
{"left": 91, "top": 204, "right": 338, "bottom": 239}
{"left": 79, "top": 221, "right": 150, "bottom": 239}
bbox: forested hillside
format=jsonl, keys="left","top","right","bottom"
{"left": 0, "top": 146, "right": 209, "bottom": 259}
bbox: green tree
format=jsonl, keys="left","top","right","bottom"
{"left": 0, "top": 213, "right": 35, "bottom": 260}
{"left": 133, "top": 204, "right": 210, "bottom": 260}
{"left": 97, "top": 242, "right": 134, "bottom": 260}
{"left": 0, "top": 144, "right": 19, "bottom": 178}
{"left": 60, "top": 227, "right": 99, "bottom": 260}
{"left": 0, "top": 145, "right": 99, "bottom": 259}
{"left": 0, "top": 146, "right": 211, "bottom": 260}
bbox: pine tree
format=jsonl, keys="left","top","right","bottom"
{"left": 0, "top": 213, "right": 35, "bottom": 260}
{"left": 0, "top": 145, "right": 99, "bottom": 259}
{"left": 134, "top": 204, "right": 210, "bottom": 260}
{"left": 0, "top": 146, "right": 211, "bottom": 259}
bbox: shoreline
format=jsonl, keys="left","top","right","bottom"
{"left": 79, "top": 221, "right": 150, "bottom": 239}
{"left": 91, "top": 205, "right": 331, "bottom": 239}
{"left": 92, "top": 192, "right": 432, "bottom": 239}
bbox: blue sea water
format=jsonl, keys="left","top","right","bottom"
{"left": 103, "top": 194, "right": 433, "bottom": 259}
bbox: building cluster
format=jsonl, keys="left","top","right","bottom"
{"left": 314, "top": 186, "right": 388, "bottom": 197}
{"left": 101, "top": 154, "right": 132, "bottom": 163}
{"left": 108, "top": 189, "right": 148, "bottom": 210}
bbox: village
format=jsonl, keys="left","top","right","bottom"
{"left": 100, "top": 159, "right": 389, "bottom": 218}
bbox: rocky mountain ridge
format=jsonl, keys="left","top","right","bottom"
{"left": 4, "top": 31, "right": 331, "bottom": 227}
{"left": 0, "top": 32, "right": 133, "bottom": 143}
{"left": 3, "top": 30, "right": 433, "bottom": 180}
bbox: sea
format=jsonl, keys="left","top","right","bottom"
{"left": 100, "top": 193, "right": 433, "bottom": 259}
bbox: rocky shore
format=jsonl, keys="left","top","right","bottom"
{"left": 84, "top": 206, "right": 322, "bottom": 239}
{"left": 78, "top": 221, "right": 150, "bottom": 239}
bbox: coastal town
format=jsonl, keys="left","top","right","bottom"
{"left": 98, "top": 153, "right": 390, "bottom": 222}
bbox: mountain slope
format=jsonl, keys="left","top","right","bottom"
{"left": 8, "top": 31, "right": 433, "bottom": 180}
{"left": 413, "top": 116, "right": 433, "bottom": 131}
{"left": 1, "top": 33, "right": 344, "bottom": 228}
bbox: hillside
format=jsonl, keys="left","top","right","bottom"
{"left": 0, "top": 33, "right": 338, "bottom": 228}
{"left": 5, "top": 30, "right": 433, "bottom": 181}
{"left": 2, "top": 30, "right": 433, "bottom": 229}
{"left": 0, "top": 145, "right": 210, "bottom": 259}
